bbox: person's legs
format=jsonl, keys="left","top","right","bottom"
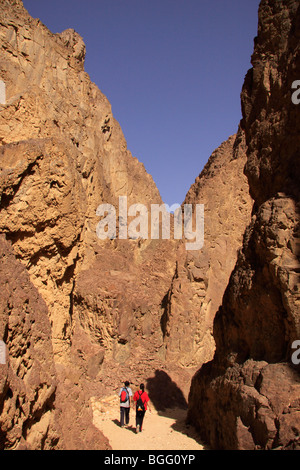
{"left": 136, "top": 411, "right": 145, "bottom": 432}
{"left": 125, "top": 407, "right": 130, "bottom": 425}
{"left": 136, "top": 411, "right": 141, "bottom": 432}
{"left": 140, "top": 411, "right": 145, "bottom": 431}
{"left": 120, "top": 407, "right": 125, "bottom": 427}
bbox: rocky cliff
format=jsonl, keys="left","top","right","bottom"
{"left": 1, "top": 0, "right": 292, "bottom": 451}
{"left": 161, "top": 129, "right": 252, "bottom": 374}
{"left": 0, "top": 234, "right": 58, "bottom": 449}
{"left": 188, "top": 0, "right": 300, "bottom": 450}
{"left": 0, "top": 0, "right": 169, "bottom": 449}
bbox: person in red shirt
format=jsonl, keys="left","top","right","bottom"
{"left": 132, "top": 383, "right": 151, "bottom": 433}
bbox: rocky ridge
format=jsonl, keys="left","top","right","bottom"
{"left": 187, "top": 0, "right": 300, "bottom": 450}
{"left": 161, "top": 129, "right": 252, "bottom": 374}
{"left": 1, "top": 0, "right": 297, "bottom": 452}
{"left": 0, "top": 0, "right": 252, "bottom": 449}
{"left": 0, "top": 0, "right": 167, "bottom": 449}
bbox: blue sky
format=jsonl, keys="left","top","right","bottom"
{"left": 23, "top": 0, "right": 260, "bottom": 206}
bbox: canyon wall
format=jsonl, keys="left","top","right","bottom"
{"left": 188, "top": 0, "right": 300, "bottom": 450}
{"left": 0, "top": 0, "right": 169, "bottom": 448}
{"left": 0, "top": 0, "right": 257, "bottom": 450}
{"left": 161, "top": 129, "right": 252, "bottom": 373}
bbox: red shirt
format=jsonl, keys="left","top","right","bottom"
{"left": 133, "top": 390, "right": 150, "bottom": 410}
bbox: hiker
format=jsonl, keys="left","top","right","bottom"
{"left": 133, "top": 383, "right": 151, "bottom": 433}
{"left": 118, "top": 381, "right": 133, "bottom": 428}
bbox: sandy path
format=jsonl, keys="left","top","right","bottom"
{"left": 91, "top": 395, "right": 204, "bottom": 451}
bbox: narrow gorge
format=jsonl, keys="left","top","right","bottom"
{"left": 0, "top": 0, "right": 299, "bottom": 450}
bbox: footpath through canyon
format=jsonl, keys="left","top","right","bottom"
{"left": 91, "top": 395, "right": 205, "bottom": 451}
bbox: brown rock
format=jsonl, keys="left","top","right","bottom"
{"left": 161, "top": 129, "right": 252, "bottom": 370}
{"left": 0, "top": 0, "right": 162, "bottom": 448}
{"left": 0, "top": 235, "right": 58, "bottom": 449}
{"left": 2, "top": 0, "right": 296, "bottom": 452}
{"left": 188, "top": 0, "right": 300, "bottom": 450}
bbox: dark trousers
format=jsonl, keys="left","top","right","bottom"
{"left": 136, "top": 410, "right": 146, "bottom": 430}
{"left": 120, "top": 406, "right": 130, "bottom": 427}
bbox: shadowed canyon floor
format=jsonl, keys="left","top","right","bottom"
{"left": 91, "top": 395, "right": 205, "bottom": 451}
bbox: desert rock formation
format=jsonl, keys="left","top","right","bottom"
{"left": 161, "top": 129, "right": 252, "bottom": 372}
{"left": 0, "top": 234, "right": 58, "bottom": 449}
{"left": 0, "top": 0, "right": 252, "bottom": 449}
{"left": 1, "top": 0, "right": 296, "bottom": 452}
{"left": 188, "top": 0, "right": 300, "bottom": 450}
{"left": 0, "top": 0, "right": 166, "bottom": 449}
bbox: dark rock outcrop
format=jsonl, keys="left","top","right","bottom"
{"left": 187, "top": 0, "right": 300, "bottom": 450}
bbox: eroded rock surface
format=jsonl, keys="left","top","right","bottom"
{"left": 0, "top": 234, "right": 58, "bottom": 449}
{"left": 161, "top": 130, "right": 253, "bottom": 370}
{"left": 188, "top": 0, "right": 300, "bottom": 450}
{"left": 0, "top": 0, "right": 283, "bottom": 451}
{"left": 0, "top": 0, "right": 164, "bottom": 448}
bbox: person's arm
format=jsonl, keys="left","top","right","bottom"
{"left": 146, "top": 395, "right": 152, "bottom": 413}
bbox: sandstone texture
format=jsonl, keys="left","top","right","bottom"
{"left": 1, "top": 0, "right": 293, "bottom": 451}
{"left": 161, "top": 129, "right": 252, "bottom": 371}
{"left": 188, "top": 0, "right": 300, "bottom": 450}
{"left": 0, "top": 0, "right": 178, "bottom": 449}
{"left": 0, "top": 0, "right": 165, "bottom": 449}
{"left": 0, "top": 234, "right": 58, "bottom": 449}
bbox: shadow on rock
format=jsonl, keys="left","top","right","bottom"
{"left": 146, "top": 370, "right": 207, "bottom": 448}
{"left": 170, "top": 412, "right": 208, "bottom": 449}
{"left": 146, "top": 370, "right": 188, "bottom": 414}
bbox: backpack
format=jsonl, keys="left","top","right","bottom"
{"left": 136, "top": 391, "right": 146, "bottom": 412}
{"left": 120, "top": 387, "right": 129, "bottom": 403}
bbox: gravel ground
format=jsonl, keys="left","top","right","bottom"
{"left": 91, "top": 395, "right": 205, "bottom": 451}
